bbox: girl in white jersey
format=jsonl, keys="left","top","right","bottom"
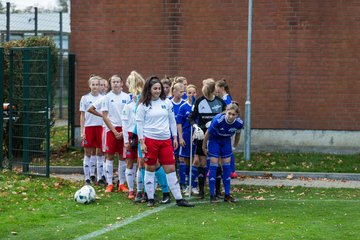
{"left": 88, "top": 77, "right": 110, "bottom": 186}
{"left": 136, "top": 76, "right": 194, "bottom": 207}
{"left": 79, "top": 77, "right": 103, "bottom": 185}
{"left": 101, "top": 75, "right": 131, "bottom": 193}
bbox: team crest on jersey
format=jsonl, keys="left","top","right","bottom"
{"left": 212, "top": 104, "right": 222, "bottom": 111}
{"left": 122, "top": 100, "right": 126, "bottom": 103}
{"left": 111, "top": 99, "right": 114, "bottom": 102}
{"left": 161, "top": 105, "right": 166, "bottom": 109}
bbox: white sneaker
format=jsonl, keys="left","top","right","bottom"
{"left": 183, "top": 186, "right": 190, "bottom": 194}
{"left": 191, "top": 187, "right": 199, "bottom": 195}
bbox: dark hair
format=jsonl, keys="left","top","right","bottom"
{"left": 216, "top": 78, "right": 230, "bottom": 94}
{"left": 140, "top": 76, "right": 166, "bottom": 106}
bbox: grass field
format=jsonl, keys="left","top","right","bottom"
{"left": 1, "top": 170, "right": 360, "bottom": 239}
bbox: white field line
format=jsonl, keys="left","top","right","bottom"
{"left": 75, "top": 198, "right": 360, "bottom": 239}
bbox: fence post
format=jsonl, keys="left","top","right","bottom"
{"left": 58, "top": 12, "right": 64, "bottom": 119}
{"left": 68, "top": 53, "right": 76, "bottom": 147}
{"left": 0, "top": 48, "right": 3, "bottom": 169}
{"left": 6, "top": 2, "right": 10, "bottom": 42}
{"left": 34, "top": 7, "right": 38, "bottom": 36}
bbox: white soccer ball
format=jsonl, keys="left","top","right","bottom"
{"left": 74, "top": 185, "right": 96, "bottom": 204}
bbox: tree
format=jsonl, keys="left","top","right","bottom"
{"left": 58, "top": 0, "right": 69, "bottom": 12}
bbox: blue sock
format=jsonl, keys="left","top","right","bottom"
{"left": 185, "top": 165, "right": 190, "bottom": 185}
{"left": 179, "top": 162, "right": 186, "bottom": 186}
{"left": 209, "top": 163, "right": 218, "bottom": 196}
{"left": 222, "top": 162, "right": 231, "bottom": 196}
{"left": 141, "top": 167, "right": 146, "bottom": 192}
{"left": 155, "top": 166, "right": 169, "bottom": 193}
{"left": 230, "top": 154, "right": 235, "bottom": 173}
{"left": 191, "top": 166, "right": 198, "bottom": 188}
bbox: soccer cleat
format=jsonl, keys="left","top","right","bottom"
{"left": 105, "top": 184, "right": 113, "bottom": 193}
{"left": 147, "top": 199, "right": 155, "bottom": 207}
{"left": 180, "top": 184, "right": 187, "bottom": 192}
{"left": 128, "top": 191, "right": 135, "bottom": 199}
{"left": 198, "top": 190, "right": 205, "bottom": 199}
{"left": 85, "top": 179, "right": 91, "bottom": 185}
{"left": 183, "top": 186, "right": 190, "bottom": 194}
{"left": 224, "top": 195, "right": 238, "bottom": 203}
{"left": 191, "top": 187, "right": 199, "bottom": 195}
{"left": 97, "top": 179, "right": 106, "bottom": 186}
{"left": 230, "top": 172, "right": 238, "bottom": 179}
{"left": 210, "top": 195, "right": 219, "bottom": 204}
{"left": 90, "top": 175, "right": 96, "bottom": 183}
{"left": 161, "top": 192, "right": 171, "bottom": 204}
{"left": 134, "top": 192, "right": 143, "bottom": 203}
{"left": 216, "top": 190, "right": 223, "bottom": 199}
{"left": 176, "top": 199, "right": 195, "bottom": 207}
{"left": 117, "top": 184, "right": 129, "bottom": 193}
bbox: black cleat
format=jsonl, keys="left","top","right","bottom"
{"left": 134, "top": 192, "right": 143, "bottom": 203}
{"left": 97, "top": 179, "right": 106, "bottom": 186}
{"left": 210, "top": 195, "right": 219, "bottom": 204}
{"left": 216, "top": 191, "right": 224, "bottom": 199}
{"left": 147, "top": 199, "right": 155, "bottom": 207}
{"left": 198, "top": 190, "right": 205, "bottom": 200}
{"left": 90, "top": 175, "right": 96, "bottom": 183}
{"left": 224, "top": 195, "right": 238, "bottom": 203}
{"left": 176, "top": 199, "right": 195, "bottom": 207}
{"left": 161, "top": 192, "right": 171, "bottom": 204}
{"left": 142, "top": 192, "right": 148, "bottom": 203}
{"left": 85, "top": 179, "right": 91, "bottom": 185}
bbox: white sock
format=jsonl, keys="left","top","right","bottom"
{"left": 96, "top": 155, "right": 104, "bottom": 181}
{"left": 136, "top": 168, "right": 143, "bottom": 192}
{"left": 144, "top": 171, "right": 155, "bottom": 200}
{"left": 102, "top": 157, "right": 106, "bottom": 178}
{"left": 83, "top": 156, "right": 90, "bottom": 180}
{"left": 106, "top": 161, "right": 114, "bottom": 185}
{"left": 133, "top": 163, "right": 138, "bottom": 179}
{"left": 118, "top": 160, "right": 127, "bottom": 185}
{"left": 166, "top": 171, "right": 182, "bottom": 200}
{"left": 125, "top": 168, "right": 134, "bottom": 191}
{"left": 90, "top": 155, "right": 96, "bottom": 177}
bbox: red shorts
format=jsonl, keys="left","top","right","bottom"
{"left": 82, "top": 126, "right": 103, "bottom": 148}
{"left": 105, "top": 127, "right": 124, "bottom": 155}
{"left": 143, "top": 137, "right": 175, "bottom": 166}
{"left": 125, "top": 132, "right": 138, "bottom": 159}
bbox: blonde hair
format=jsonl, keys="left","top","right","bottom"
{"left": 202, "top": 78, "right": 216, "bottom": 99}
{"left": 88, "top": 76, "right": 100, "bottom": 86}
{"left": 186, "top": 84, "right": 197, "bottom": 102}
{"left": 126, "top": 71, "right": 145, "bottom": 96}
{"left": 161, "top": 76, "right": 172, "bottom": 87}
{"left": 174, "top": 76, "right": 187, "bottom": 84}
{"left": 171, "top": 82, "right": 184, "bottom": 95}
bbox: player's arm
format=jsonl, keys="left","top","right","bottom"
{"left": 88, "top": 105, "right": 102, "bottom": 117}
{"left": 202, "top": 130, "right": 209, "bottom": 156}
{"left": 80, "top": 111, "right": 85, "bottom": 139}
{"left": 177, "top": 123, "right": 185, "bottom": 147}
{"left": 102, "top": 111, "right": 121, "bottom": 139}
{"left": 234, "top": 130, "right": 241, "bottom": 148}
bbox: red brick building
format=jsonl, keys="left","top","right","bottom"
{"left": 70, "top": 0, "right": 360, "bottom": 150}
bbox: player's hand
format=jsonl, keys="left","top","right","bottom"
{"left": 202, "top": 145, "right": 208, "bottom": 156}
{"left": 140, "top": 141, "right": 147, "bottom": 154}
{"left": 193, "top": 126, "right": 204, "bottom": 140}
{"left": 173, "top": 138, "right": 178, "bottom": 150}
{"left": 179, "top": 137, "right": 186, "bottom": 147}
{"left": 124, "top": 142, "right": 130, "bottom": 150}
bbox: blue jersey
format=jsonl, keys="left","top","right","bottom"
{"left": 208, "top": 113, "right": 243, "bottom": 139}
{"left": 176, "top": 102, "right": 192, "bottom": 132}
{"left": 222, "top": 94, "right": 232, "bottom": 106}
{"left": 172, "top": 99, "right": 186, "bottom": 118}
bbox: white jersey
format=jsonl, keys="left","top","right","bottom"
{"left": 91, "top": 95, "right": 106, "bottom": 127}
{"left": 79, "top": 93, "right": 103, "bottom": 126}
{"left": 121, "top": 100, "right": 137, "bottom": 133}
{"left": 136, "top": 98, "right": 177, "bottom": 140}
{"left": 101, "top": 91, "right": 130, "bottom": 131}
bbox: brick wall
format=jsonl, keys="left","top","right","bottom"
{"left": 70, "top": 0, "right": 360, "bottom": 130}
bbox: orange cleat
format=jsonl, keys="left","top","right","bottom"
{"left": 105, "top": 184, "right": 113, "bottom": 193}
{"left": 128, "top": 191, "right": 135, "bottom": 199}
{"left": 230, "top": 172, "right": 238, "bottom": 179}
{"left": 118, "top": 184, "right": 129, "bottom": 193}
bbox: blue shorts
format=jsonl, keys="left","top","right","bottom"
{"left": 179, "top": 132, "right": 196, "bottom": 158}
{"left": 207, "top": 136, "right": 232, "bottom": 159}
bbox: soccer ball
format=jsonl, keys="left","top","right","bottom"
{"left": 74, "top": 185, "right": 96, "bottom": 204}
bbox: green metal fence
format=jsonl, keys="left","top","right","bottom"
{"left": 8, "top": 47, "right": 51, "bottom": 177}
{"left": 0, "top": 47, "right": 3, "bottom": 169}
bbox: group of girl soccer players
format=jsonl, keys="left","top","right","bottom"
{"left": 79, "top": 72, "right": 243, "bottom": 206}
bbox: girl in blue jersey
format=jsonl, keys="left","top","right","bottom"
{"left": 216, "top": 79, "right": 238, "bottom": 179}
{"left": 177, "top": 84, "right": 199, "bottom": 195}
{"left": 171, "top": 82, "right": 186, "bottom": 183}
{"left": 202, "top": 102, "right": 243, "bottom": 203}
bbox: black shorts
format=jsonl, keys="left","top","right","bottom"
{"left": 195, "top": 139, "right": 205, "bottom": 156}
